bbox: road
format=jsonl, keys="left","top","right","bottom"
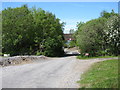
{"left": 2, "top": 54, "right": 117, "bottom": 88}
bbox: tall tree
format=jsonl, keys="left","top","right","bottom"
{"left": 2, "top": 5, "right": 34, "bottom": 55}
{"left": 2, "top": 5, "right": 65, "bottom": 56}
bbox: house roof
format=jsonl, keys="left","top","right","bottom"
{"left": 63, "top": 34, "right": 74, "bottom": 40}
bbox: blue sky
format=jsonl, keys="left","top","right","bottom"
{"left": 2, "top": 2, "right": 118, "bottom": 33}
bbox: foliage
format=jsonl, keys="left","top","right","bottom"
{"left": 75, "top": 10, "right": 119, "bottom": 57}
{"left": 0, "top": 52, "right": 3, "bottom": 56}
{"left": 69, "top": 29, "right": 75, "bottom": 34}
{"left": 104, "top": 15, "right": 120, "bottom": 56}
{"left": 63, "top": 43, "right": 68, "bottom": 48}
{"left": 2, "top": 5, "right": 64, "bottom": 57}
{"left": 0, "top": 12, "right": 2, "bottom": 55}
{"left": 77, "top": 59, "right": 118, "bottom": 88}
{"left": 100, "top": 10, "right": 118, "bottom": 19}
{"left": 2, "top": 5, "right": 34, "bottom": 55}
{"left": 69, "top": 40, "right": 76, "bottom": 48}
{"left": 76, "top": 18, "right": 107, "bottom": 56}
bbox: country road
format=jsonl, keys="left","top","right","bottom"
{"left": 2, "top": 55, "right": 117, "bottom": 88}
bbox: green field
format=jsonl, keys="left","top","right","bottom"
{"left": 77, "top": 59, "right": 118, "bottom": 88}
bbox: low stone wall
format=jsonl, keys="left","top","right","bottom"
{"left": 0, "top": 55, "right": 47, "bottom": 66}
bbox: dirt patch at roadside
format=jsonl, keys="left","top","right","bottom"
{"left": 0, "top": 55, "right": 48, "bottom": 66}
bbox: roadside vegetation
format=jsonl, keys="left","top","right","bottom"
{"left": 77, "top": 55, "right": 117, "bottom": 59}
{"left": 74, "top": 10, "right": 119, "bottom": 88}
{"left": 77, "top": 59, "right": 118, "bottom": 88}
{"left": 2, "top": 5, "right": 65, "bottom": 57}
{"left": 74, "top": 10, "right": 119, "bottom": 57}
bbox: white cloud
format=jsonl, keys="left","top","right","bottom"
{"left": 63, "top": 24, "right": 77, "bottom": 33}
{"left": 61, "top": 18, "right": 90, "bottom": 33}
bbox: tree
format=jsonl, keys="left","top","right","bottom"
{"left": 105, "top": 15, "right": 120, "bottom": 55}
{"left": 69, "top": 29, "right": 74, "bottom": 34}
{"left": 76, "top": 18, "right": 107, "bottom": 56}
{"left": 75, "top": 10, "right": 119, "bottom": 57}
{"left": 0, "top": 12, "right": 2, "bottom": 55}
{"left": 100, "top": 10, "right": 118, "bottom": 19}
{"left": 2, "top": 5, "right": 34, "bottom": 55}
{"left": 31, "top": 8, "right": 64, "bottom": 56}
{"left": 2, "top": 5, "right": 65, "bottom": 57}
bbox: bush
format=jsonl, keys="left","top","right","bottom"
{"left": 64, "top": 43, "right": 68, "bottom": 48}
{"left": 0, "top": 52, "right": 3, "bottom": 56}
{"left": 69, "top": 40, "right": 76, "bottom": 48}
{"left": 75, "top": 10, "right": 119, "bottom": 57}
{"left": 36, "top": 51, "right": 42, "bottom": 56}
{"left": 76, "top": 18, "right": 107, "bottom": 56}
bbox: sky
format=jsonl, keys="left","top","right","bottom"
{"left": 2, "top": 2, "right": 118, "bottom": 33}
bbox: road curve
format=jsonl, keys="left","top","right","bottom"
{"left": 2, "top": 56, "right": 117, "bottom": 88}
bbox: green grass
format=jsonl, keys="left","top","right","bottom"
{"left": 77, "top": 55, "right": 117, "bottom": 59}
{"left": 77, "top": 59, "right": 118, "bottom": 88}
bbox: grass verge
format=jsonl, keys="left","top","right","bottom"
{"left": 77, "top": 55, "right": 117, "bottom": 59}
{"left": 77, "top": 59, "right": 118, "bottom": 88}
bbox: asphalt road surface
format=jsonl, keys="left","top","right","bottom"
{"left": 1, "top": 54, "right": 117, "bottom": 88}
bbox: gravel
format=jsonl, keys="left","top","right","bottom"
{"left": 0, "top": 55, "right": 47, "bottom": 66}
{"left": 2, "top": 56, "right": 117, "bottom": 88}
